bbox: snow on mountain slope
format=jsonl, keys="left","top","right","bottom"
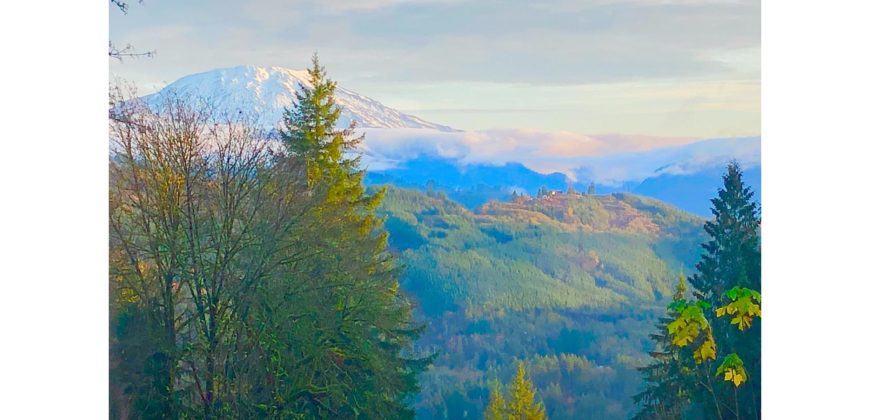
{"left": 571, "top": 136, "right": 760, "bottom": 186}
{"left": 138, "top": 65, "right": 458, "bottom": 132}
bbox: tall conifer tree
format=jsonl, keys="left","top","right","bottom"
{"left": 485, "top": 381, "right": 507, "bottom": 420}
{"left": 506, "top": 363, "right": 547, "bottom": 420}
{"left": 689, "top": 161, "right": 761, "bottom": 419}
{"left": 632, "top": 275, "right": 693, "bottom": 419}
{"left": 691, "top": 161, "right": 761, "bottom": 301}
{"left": 265, "top": 54, "right": 431, "bottom": 418}
{"left": 633, "top": 162, "right": 761, "bottom": 420}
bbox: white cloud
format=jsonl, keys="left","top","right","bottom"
{"left": 358, "top": 128, "right": 707, "bottom": 179}
{"left": 570, "top": 136, "right": 760, "bottom": 184}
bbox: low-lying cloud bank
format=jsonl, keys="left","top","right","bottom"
{"left": 358, "top": 128, "right": 759, "bottom": 184}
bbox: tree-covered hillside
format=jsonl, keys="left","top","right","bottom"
{"left": 376, "top": 187, "right": 709, "bottom": 418}
{"left": 379, "top": 187, "right": 706, "bottom": 316}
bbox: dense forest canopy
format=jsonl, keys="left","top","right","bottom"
{"left": 379, "top": 187, "right": 706, "bottom": 316}
{"left": 374, "top": 186, "right": 725, "bottom": 418}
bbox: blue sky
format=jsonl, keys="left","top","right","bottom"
{"left": 110, "top": 0, "right": 759, "bottom": 138}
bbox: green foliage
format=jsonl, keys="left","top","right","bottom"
{"left": 688, "top": 162, "right": 761, "bottom": 418}
{"left": 259, "top": 55, "right": 431, "bottom": 418}
{"left": 506, "top": 363, "right": 547, "bottom": 420}
{"left": 411, "top": 306, "right": 662, "bottom": 419}
{"left": 483, "top": 363, "right": 551, "bottom": 420}
{"left": 635, "top": 162, "right": 762, "bottom": 419}
{"left": 631, "top": 276, "right": 693, "bottom": 420}
{"left": 379, "top": 187, "right": 705, "bottom": 316}
{"left": 109, "top": 65, "right": 758, "bottom": 419}
{"left": 715, "top": 287, "right": 762, "bottom": 331}
{"left": 666, "top": 300, "right": 710, "bottom": 347}
{"left": 690, "top": 162, "right": 761, "bottom": 301}
{"left": 485, "top": 381, "right": 507, "bottom": 420}
{"left": 374, "top": 187, "right": 706, "bottom": 418}
{"left": 280, "top": 53, "right": 356, "bottom": 185}
{"left": 660, "top": 286, "right": 760, "bottom": 409}
{"left": 666, "top": 300, "right": 717, "bottom": 364}
{"left": 109, "top": 56, "right": 430, "bottom": 419}
{"left": 716, "top": 353, "right": 748, "bottom": 388}
{"left": 693, "top": 332, "right": 717, "bottom": 364}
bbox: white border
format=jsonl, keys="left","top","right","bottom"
{"left": 763, "top": 0, "right": 870, "bottom": 417}
{"left": 3, "top": 0, "right": 869, "bottom": 417}
{"left": 1, "top": 0, "right": 107, "bottom": 417}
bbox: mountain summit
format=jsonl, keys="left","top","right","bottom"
{"left": 139, "top": 65, "right": 457, "bottom": 132}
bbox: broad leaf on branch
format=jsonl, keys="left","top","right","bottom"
{"left": 716, "top": 353, "right": 748, "bottom": 387}
{"left": 668, "top": 301, "right": 713, "bottom": 349}
{"left": 715, "top": 287, "right": 761, "bottom": 331}
{"left": 693, "top": 331, "right": 717, "bottom": 363}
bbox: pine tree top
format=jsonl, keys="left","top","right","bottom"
{"left": 507, "top": 363, "right": 547, "bottom": 420}
{"left": 278, "top": 54, "right": 368, "bottom": 198}
{"left": 691, "top": 161, "right": 761, "bottom": 299}
{"left": 674, "top": 274, "right": 687, "bottom": 301}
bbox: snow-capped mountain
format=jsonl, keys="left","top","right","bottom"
{"left": 570, "top": 136, "right": 760, "bottom": 186}
{"left": 130, "top": 65, "right": 759, "bottom": 216}
{"left": 139, "top": 65, "right": 457, "bottom": 132}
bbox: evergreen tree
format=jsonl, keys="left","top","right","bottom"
{"left": 586, "top": 182, "right": 596, "bottom": 195}
{"left": 267, "top": 54, "right": 432, "bottom": 418}
{"left": 689, "top": 161, "right": 761, "bottom": 419}
{"left": 690, "top": 161, "right": 761, "bottom": 301}
{"left": 485, "top": 381, "right": 507, "bottom": 420}
{"left": 280, "top": 53, "right": 364, "bottom": 195}
{"left": 506, "top": 363, "right": 547, "bottom": 420}
{"left": 632, "top": 275, "right": 693, "bottom": 419}
{"left": 630, "top": 162, "right": 762, "bottom": 419}
{"left": 631, "top": 162, "right": 761, "bottom": 420}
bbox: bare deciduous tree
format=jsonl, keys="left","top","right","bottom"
{"left": 109, "top": 87, "right": 317, "bottom": 417}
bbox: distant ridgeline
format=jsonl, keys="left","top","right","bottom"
{"left": 365, "top": 157, "right": 571, "bottom": 209}
{"left": 376, "top": 186, "right": 706, "bottom": 317}
{"left": 365, "top": 156, "right": 760, "bottom": 217}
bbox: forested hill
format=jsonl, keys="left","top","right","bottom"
{"left": 378, "top": 187, "right": 706, "bottom": 316}
{"left": 376, "top": 187, "right": 709, "bottom": 418}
